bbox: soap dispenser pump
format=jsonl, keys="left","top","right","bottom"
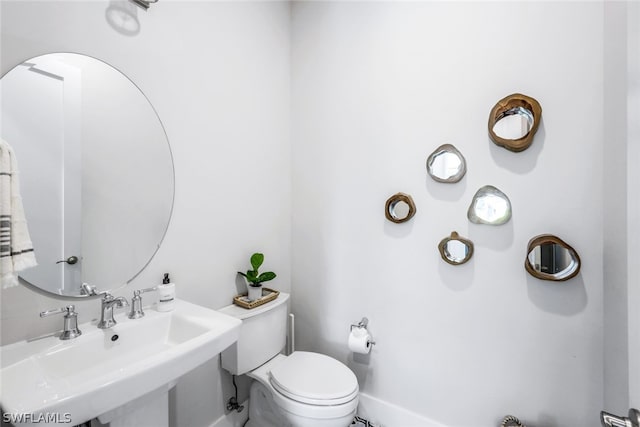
{"left": 157, "top": 273, "right": 175, "bottom": 312}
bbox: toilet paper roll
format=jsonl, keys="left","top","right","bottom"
{"left": 348, "top": 328, "right": 372, "bottom": 354}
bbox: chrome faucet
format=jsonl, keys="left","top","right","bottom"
{"left": 601, "top": 408, "right": 640, "bottom": 427}
{"left": 98, "top": 293, "right": 129, "bottom": 329}
{"left": 128, "top": 286, "right": 157, "bottom": 319}
{"left": 40, "top": 305, "right": 82, "bottom": 340}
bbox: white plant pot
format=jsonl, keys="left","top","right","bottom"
{"left": 247, "top": 286, "right": 263, "bottom": 301}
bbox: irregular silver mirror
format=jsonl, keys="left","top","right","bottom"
{"left": 385, "top": 192, "right": 416, "bottom": 224}
{"left": 438, "top": 231, "right": 473, "bottom": 265}
{"left": 426, "top": 144, "right": 467, "bottom": 183}
{"left": 488, "top": 93, "right": 542, "bottom": 152}
{"left": 467, "top": 185, "right": 512, "bottom": 225}
{"left": 0, "top": 53, "right": 174, "bottom": 297}
{"left": 525, "top": 234, "right": 581, "bottom": 281}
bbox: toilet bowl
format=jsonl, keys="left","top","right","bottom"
{"left": 220, "top": 293, "right": 359, "bottom": 427}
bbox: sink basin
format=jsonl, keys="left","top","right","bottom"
{"left": 0, "top": 299, "right": 241, "bottom": 426}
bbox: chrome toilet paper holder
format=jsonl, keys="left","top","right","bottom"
{"left": 350, "top": 317, "right": 376, "bottom": 346}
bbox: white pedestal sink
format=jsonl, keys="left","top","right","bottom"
{"left": 0, "top": 299, "right": 241, "bottom": 427}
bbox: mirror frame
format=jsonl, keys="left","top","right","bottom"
{"left": 438, "top": 231, "right": 474, "bottom": 265}
{"left": 426, "top": 143, "right": 467, "bottom": 183}
{"left": 488, "top": 93, "right": 542, "bottom": 152}
{"left": 385, "top": 192, "right": 417, "bottom": 224}
{"left": 524, "top": 234, "right": 581, "bottom": 281}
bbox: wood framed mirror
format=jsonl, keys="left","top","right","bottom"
{"left": 385, "top": 192, "right": 416, "bottom": 223}
{"left": 488, "top": 93, "right": 542, "bottom": 152}
{"left": 438, "top": 231, "right": 474, "bottom": 265}
{"left": 525, "top": 234, "right": 581, "bottom": 281}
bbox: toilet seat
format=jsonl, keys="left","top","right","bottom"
{"left": 269, "top": 352, "right": 359, "bottom": 406}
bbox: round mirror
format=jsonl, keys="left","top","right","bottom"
{"left": 525, "top": 234, "right": 581, "bottom": 281}
{"left": 426, "top": 143, "right": 467, "bottom": 183}
{"left": 488, "top": 93, "right": 542, "bottom": 152}
{"left": 385, "top": 192, "right": 416, "bottom": 223}
{"left": 0, "top": 53, "right": 174, "bottom": 297}
{"left": 492, "top": 107, "right": 533, "bottom": 140}
{"left": 467, "top": 185, "right": 512, "bottom": 225}
{"left": 438, "top": 231, "right": 473, "bottom": 265}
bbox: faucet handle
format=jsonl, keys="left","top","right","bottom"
{"left": 40, "top": 305, "right": 77, "bottom": 318}
{"left": 133, "top": 286, "right": 157, "bottom": 297}
{"left": 129, "top": 287, "right": 157, "bottom": 319}
{"left": 40, "top": 305, "right": 82, "bottom": 340}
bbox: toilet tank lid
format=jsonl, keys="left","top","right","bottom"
{"left": 219, "top": 292, "right": 289, "bottom": 320}
{"left": 269, "top": 351, "right": 358, "bottom": 403}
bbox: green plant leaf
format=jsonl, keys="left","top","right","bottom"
{"left": 238, "top": 271, "right": 248, "bottom": 278}
{"left": 257, "top": 272, "right": 276, "bottom": 283}
{"left": 250, "top": 253, "right": 264, "bottom": 270}
{"left": 246, "top": 270, "right": 258, "bottom": 282}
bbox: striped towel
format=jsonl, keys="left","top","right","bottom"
{"left": 0, "top": 138, "right": 37, "bottom": 288}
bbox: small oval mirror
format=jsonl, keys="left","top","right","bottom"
{"left": 385, "top": 192, "right": 416, "bottom": 223}
{"left": 525, "top": 234, "right": 581, "bottom": 281}
{"left": 438, "top": 231, "right": 473, "bottom": 265}
{"left": 467, "top": 185, "right": 512, "bottom": 225}
{"left": 426, "top": 144, "right": 467, "bottom": 183}
{"left": 488, "top": 93, "right": 542, "bottom": 152}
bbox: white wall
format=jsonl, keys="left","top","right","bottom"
{"left": 291, "top": 2, "right": 604, "bottom": 426}
{"left": 627, "top": 0, "right": 640, "bottom": 408}
{"left": 0, "top": 2, "right": 291, "bottom": 426}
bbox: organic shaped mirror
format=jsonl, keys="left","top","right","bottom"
{"left": 426, "top": 144, "right": 467, "bottom": 183}
{"left": 0, "top": 53, "right": 174, "bottom": 297}
{"left": 488, "top": 93, "right": 542, "bottom": 152}
{"left": 525, "top": 234, "right": 581, "bottom": 281}
{"left": 385, "top": 192, "right": 416, "bottom": 223}
{"left": 467, "top": 185, "right": 512, "bottom": 225}
{"left": 438, "top": 231, "right": 474, "bottom": 265}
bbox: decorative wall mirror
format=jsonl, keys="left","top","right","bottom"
{"left": 467, "top": 185, "right": 512, "bottom": 225}
{"left": 488, "top": 93, "right": 542, "bottom": 152}
{"left": 385, "top": 193, "right": 416, "bottom": 223}
{"left": 0, "top": 53, "right": 174, "bottom": 297}
{"left": 426, "top": 144, "right": 467, "bottom": 183}
{"left": 438, "top": 231, "right": 474, "bottom": 265}
{"left": 525, "top": 234, "right": 581, "bottom": 281}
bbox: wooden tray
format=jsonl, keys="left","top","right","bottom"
{"left": 233, "top": 287, "right": 280, "bottom": 309}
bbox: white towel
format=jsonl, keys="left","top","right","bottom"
{"left": 0, "top": 138, "right": 37, "bottom": 288}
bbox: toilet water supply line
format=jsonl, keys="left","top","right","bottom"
{"left": 226, "top": 313, "right": 296, "bottom": 413}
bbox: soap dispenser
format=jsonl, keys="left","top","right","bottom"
{"left": 157, "top": 273, "right": 175, "bottom": 312}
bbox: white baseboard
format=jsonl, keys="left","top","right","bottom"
{"left": 209, "top": 400, "right": 249, "bottom": 427}
{"left": 357, "top": 393, "right": 448, "bottom": 427}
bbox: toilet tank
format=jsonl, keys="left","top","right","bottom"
{"left": 220, "top": 292, "right": 290, "bottom": 375}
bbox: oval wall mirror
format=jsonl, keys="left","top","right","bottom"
{"left": 467, "top": 185, "right": 512, "bottom": 225}
{"left": 525, "top": 234, "right": 581, "bottom": 281}
{"left": 426, "top": 144, "right": 467, "bottom": 183}
{"left": 488, "top": 93, "right": 542, "bottom": 152}
{"left": 438, "top": 231, "right": 473, "bottom": 265}
{"left": 0, "top": 53, "right": 174, "bottom": 297}
{"left": 385, "top": 192, "right": 416, "bottom": 223}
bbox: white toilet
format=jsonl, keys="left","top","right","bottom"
{"left": 220, "top": 292, "right": 359, "bottom": 427}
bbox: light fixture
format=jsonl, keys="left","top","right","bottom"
{"left": 130, "top": 0, "right": 158, "bottom": 11}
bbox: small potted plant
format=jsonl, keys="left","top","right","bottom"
{"left": 238, "top": 252, "right": 276, "bottom": 301}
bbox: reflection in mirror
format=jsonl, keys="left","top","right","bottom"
{"left": 467, "top": 185, "right": 512, "bottom": 225}
{"left": 385, "top": 193, "right": 416, "bottom": 224}
{"left": 438, "top": 231, "right": 473, "bottom": 265}
{"left": 0, "top": 53, "right": 174, "bottom": 297}
{"left": 426, "top": 144, "right": 467, "bottom": 183}
{"left": 488, "top": 93, "right": 542, "bottom": 152}
{"left": 525, "top": 234, "right": 581, "bottom": 281}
